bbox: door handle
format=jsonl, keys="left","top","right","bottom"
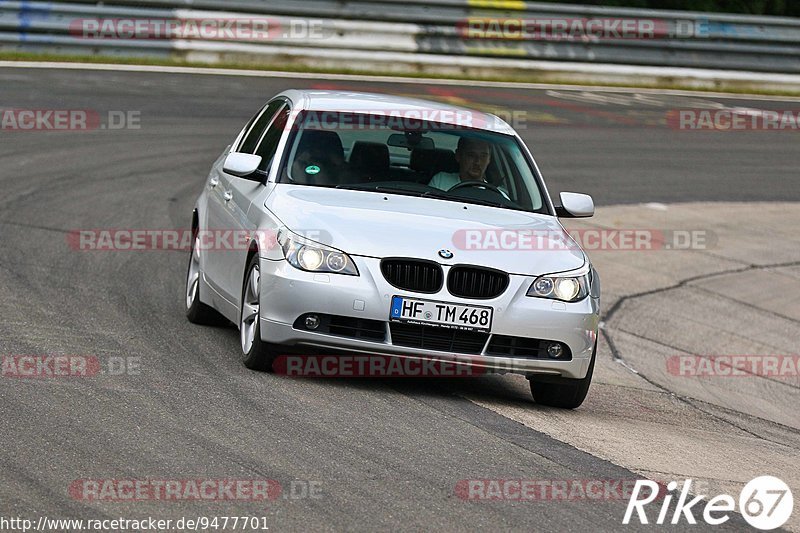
{"left": 223, "top": 190, "right": 233, "bottom": 202}
{"left": 209, "top": 176, "right": 219, "bottom": 188}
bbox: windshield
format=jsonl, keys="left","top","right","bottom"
{"left": 278, "top": 111, "right": 548, "bottom": 214}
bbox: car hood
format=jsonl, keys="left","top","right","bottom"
{"left": 265, "top": 185, "right": 585, "bottom": 276}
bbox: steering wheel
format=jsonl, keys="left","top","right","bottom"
{"left": 449, "top": 180, "right": 505, "bottom": 196}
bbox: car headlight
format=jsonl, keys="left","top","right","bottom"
{"left": 527, "top": 264, "right": 591, "bottom": 302}
{"left": 277, "top": 229, "right": 359, "bottom": 276}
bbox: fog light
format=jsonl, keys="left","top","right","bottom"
{"left": 547, "top": 343, "right": 564, "bottom": 359}
{"left": 305, "top": 315, "right": 320, "bottom": 330}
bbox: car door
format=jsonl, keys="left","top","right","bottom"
{"left": 204, "top": 100, "right": 283, "bottom": 302}
{"left": 221, "top": 101, "right": 292, "bottom": 304}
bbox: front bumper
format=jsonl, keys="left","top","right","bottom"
{"left": 258, "top": 255, "right": 600, "bottom": 379}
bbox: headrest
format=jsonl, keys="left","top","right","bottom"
{"left": 297, "top": 130, "right": 344, "bottom": 159}
{"left": 350, "top": 141, "right": 390, "bottom": 173}
{"left": 410, "top": 148, "right": 459, "bottom": 175}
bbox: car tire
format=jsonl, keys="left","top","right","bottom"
{"left": 528, "top": 340, "right": 596, "bottom": 409}
{"left": 239, "top": 254, "right": 277, "bottom": 372}
{"left": 186, "top": 232, "right": 226, "bottom": 325}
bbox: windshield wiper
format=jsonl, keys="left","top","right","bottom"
{"left": 373, "top": 187, "right": 453, "bottom": 201}
{"left": 342, "top": 185, "right": 435, "bottom": 198}
{"left": 336, "top": 184, "right": 511, "bottom": 208}
{"left": 373, "top": 186, "right": 427, "bottom": 196}
{"left": 453, "top": 197, "right": 509, "bottom": 208}
{"left": 421, "top": 190, "right": 454, "bottom": 200}
{"left": 425, "top": 189, "right": 510, "bottom": 208}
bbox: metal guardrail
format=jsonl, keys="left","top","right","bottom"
{"left": 1, "top": 0, "right": 799, "bottom": 74}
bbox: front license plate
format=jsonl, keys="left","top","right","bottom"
{"left": 390, "top": 296, "right": 493, "bottom": 333}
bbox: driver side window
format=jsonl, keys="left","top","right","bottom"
{"left": 236, "top": 100, "right": 284, "bottom": 154}
{"left": 254, "top": 104, "right": 291, "bottom": 173}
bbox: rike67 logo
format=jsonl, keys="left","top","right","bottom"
{"left": 624, "top": 476, "right": 793, "bottom": 530}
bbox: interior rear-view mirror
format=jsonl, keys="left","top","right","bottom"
{"left": 387, "top": 133, "right": 434, "bottom": 150}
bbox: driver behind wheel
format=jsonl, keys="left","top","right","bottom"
{"left": 428, "top": 137, "right": 508, "bottom": 198}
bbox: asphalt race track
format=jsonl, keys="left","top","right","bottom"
{"left": 0, "top": 66, "right": 798, "bottom": 531}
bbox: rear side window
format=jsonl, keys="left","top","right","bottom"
{"left": 255, "top": 105, "right": 290, "bottom": 172}
{"left": 237, "top": 100, "right": 283, "bottom": 154}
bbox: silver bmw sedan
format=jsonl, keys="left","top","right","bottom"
{"left": 186, "top": 90, "right": 600, "bottom": 408}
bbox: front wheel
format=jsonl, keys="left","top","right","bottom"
{"left": 186, "top": 233, "right": 226, "bottom": 325}
{"left": 240, "top": 255, "right": 277, "bottom": 372}
{"left": 528, "top": 340, "right": 596, "bottom": 409}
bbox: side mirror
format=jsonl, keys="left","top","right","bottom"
{"left": 557, "top": 192, "right": 594, "bottom": 218}
{"left": 223, "top": 152, "right": 263, "bottom": 178}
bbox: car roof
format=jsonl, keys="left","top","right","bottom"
{"left": 276, "top": 89, "right": 516, "bottom": 135}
